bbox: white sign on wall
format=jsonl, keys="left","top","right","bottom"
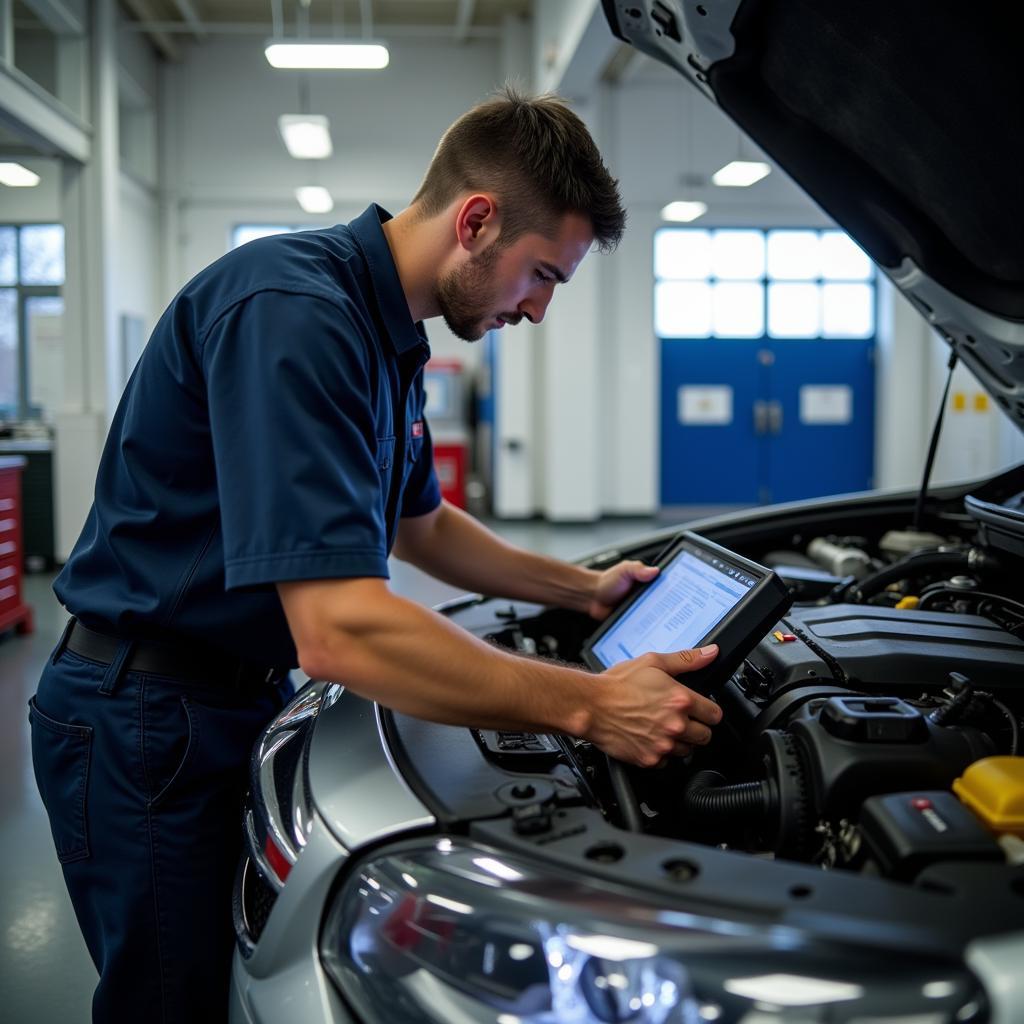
{"left": 800, "top": 385, "right": 853, "bottom": 425}
{"left": 679, "top": 385, "right": 733, "bottom": 425}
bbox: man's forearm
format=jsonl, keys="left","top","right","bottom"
{"left": 282, "top": 578, "right": 595, "bottom": 735}
{"left": 394, "top": 501, "right": 599, "bottom": 612}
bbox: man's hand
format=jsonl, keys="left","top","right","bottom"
{"left": 586, "top": 646, "right": 722, "bottom": 767}
{"left": 588, "top": 560, "right": 660, "bottom": 620}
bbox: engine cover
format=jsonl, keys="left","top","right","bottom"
{"left": 746, "top": 604, "right": 1024, "bottom": 695}
{"left": 784, "top": 696, "right": 993, "bottom": 818}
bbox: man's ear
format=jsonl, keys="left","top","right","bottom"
{"left": 454, "top": 194, "right": 500, "bottom": 253}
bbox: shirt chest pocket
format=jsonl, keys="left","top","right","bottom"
{"left": 376, "top": 436, "right": 396, "bottom": 473}
{"left": 407, "top": 435, "right": 424, "bottom": 465}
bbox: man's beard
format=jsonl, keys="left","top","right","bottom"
{"left": 435, "top": 241, "right": 506, "bottom": 342}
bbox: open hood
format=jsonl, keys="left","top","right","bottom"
{"left": 602, "top": 0, "right": 1024, "bottom": 431}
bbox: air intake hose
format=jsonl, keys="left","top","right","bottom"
{"left": 682, "top": 770, "right": 777, "bottom": 819}
{"left": 847, "top": 548, "right": 996, "bottom": 603}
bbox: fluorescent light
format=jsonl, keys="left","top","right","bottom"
{"left": 265, "top": 41, "right": 389, "bottom": 70}
{"left": 0, "top": 163, "right": 41, "bottom": 187}
{"left": 711, "top": 160, "right": 771, "bottom": 187}
{"left": 660, "top": 200, "right": 707, "bottom": 223}
{"left": 278, "top": 115, "right": 333, "bottom": 159}
{"left": 295, "top": 186, "right": 334, "bottom": 214}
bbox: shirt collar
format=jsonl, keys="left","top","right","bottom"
{"left": 349, "top": 204, "right": 427, "bottom": 357}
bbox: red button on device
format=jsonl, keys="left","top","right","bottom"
{"left": 911, "top": 798, "right": 933, "bottom": 810}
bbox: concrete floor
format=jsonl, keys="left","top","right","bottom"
{"left": 0, "top": 515, "right": 666, "bottom": 1023}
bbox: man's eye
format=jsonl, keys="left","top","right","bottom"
{"left": 535, "top": 270, "right": 552, "bottom": 283}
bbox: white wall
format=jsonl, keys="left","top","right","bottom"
{"left": 0, "top": 157, "right": 61, "bottom": 220}
{"left": 159, "top": 34, "right": 520, "bottom": 370}
{"left": 115, "top": 173, "right": 161, "bottom": 381}
{"left": 928, "top": 335, "right": 1024, "bottom": 485}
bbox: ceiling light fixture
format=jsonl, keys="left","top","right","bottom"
{"left": 278, "top": 114, "right": 333, "bottom": 159}
{"left": 661, "top": 200, "right": 708, "bottom": 223}
{"left": 0, "top": 163, "right": 41, "bottom": 187}
{"left": 711, "top": 160, "right": 771, "bottom": 187}
{"left": 265, "top": 41, "right": 389, "bottom": 70}
{"left": 295, "top": 185, "right": 334, "bottom": 214}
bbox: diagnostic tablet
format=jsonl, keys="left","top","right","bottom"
{"left": 581, "top": 532, "right": 791, "bottom": 692}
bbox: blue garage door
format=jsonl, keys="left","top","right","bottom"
{"left": 657, "top": 228, "right": 876, "bottom": 506}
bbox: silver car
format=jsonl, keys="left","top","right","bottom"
{"left": 230, "top": 1, "right": 1024, "bottom": 1020}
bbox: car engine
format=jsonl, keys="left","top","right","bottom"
{"left": 475, "top": 471, "right": 1024, "bottom": 885}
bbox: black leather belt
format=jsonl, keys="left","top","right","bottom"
{"left": 63, "top": 618, "right": 284, "bottom": 690}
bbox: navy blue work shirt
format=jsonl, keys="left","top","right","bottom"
{"left": 55, "top": 205, "right": 442, "bottom": 668}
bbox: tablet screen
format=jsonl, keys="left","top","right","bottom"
{"left": 589, "top": 544, "right": 759, "bottom": 669}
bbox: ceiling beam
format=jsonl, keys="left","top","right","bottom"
{"left": 121, "top": 0, "right": 180, "bottom": 59}
{"left": 122, "top": 20, "right": 503, "bottom": 39}
{"left": 454, "top": 0, "right": 475, "bottom": 43}
{"left": 0, "top": 61, "right": 90, "bottom": 161}
{"left": 169, "top": 0, "right": 206, "bottom": 41}
{"left": 359, "top": 0, "right": 373, "bottom": 38}
{"left": 20, "top": 0, "right": 86, "bottom": 36}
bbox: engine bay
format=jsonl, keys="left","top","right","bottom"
{"left": 468, "top": 470, "right": 1024, "bottom": 888}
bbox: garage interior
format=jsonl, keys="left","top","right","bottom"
{"left": 1, "top": 2, "right": 1022, "bottom": 1021}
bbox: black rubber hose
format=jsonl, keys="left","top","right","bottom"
{"left": 682, "top": 770, "right": 777, "bottom": 819}
{"left": 605, "top": 755, "right": 645, "bottom": 833}
{"left": 847, "top": 550, "right": 972, "bottom": 603}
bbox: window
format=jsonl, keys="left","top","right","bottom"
{"left": 654, "top": 227, "right": 875, "bottom": 339}
{"left": 231, "top": 225, "right": 300, "bottom": 249}
{"left": 230, "top": 223, "right": 336, "bottom": 251}
{"left": 0, "top": 224, "right": 65, "bottom": 421}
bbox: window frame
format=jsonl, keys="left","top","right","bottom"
{"left": 0, "top": 223, "right": 64, "bottom": 422}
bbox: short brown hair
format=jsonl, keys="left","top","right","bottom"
{"left": 413, "top": 85, "right": 625, "bottom": 253}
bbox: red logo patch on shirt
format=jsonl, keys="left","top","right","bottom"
{"left": 411, "top": 421, "right": 424, "bottom": 438}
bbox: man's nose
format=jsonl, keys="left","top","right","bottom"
{"left": 519, "top": 286, "right": 555, "bottom": 325}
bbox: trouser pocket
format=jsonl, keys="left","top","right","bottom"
{"left": 28, "top": 695, "right": 93, "bottom": 864}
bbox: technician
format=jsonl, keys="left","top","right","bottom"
{"left": 29, "top": 87, "right": 722, "bottom": 1023}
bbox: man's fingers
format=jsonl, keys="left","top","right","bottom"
{"left": 686, "top": 691, "right": 723, "bottom": 728}
{"left": 683, "top": 720, "right": 714, "bottom": 746}
{"left": 630, "top": 561, "right": 659, "bottom": 581}
{"left": 650, "top": 644, "right": 718, "bottom": 676}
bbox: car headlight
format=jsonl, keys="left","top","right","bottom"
{"left": 320, "top": 839, "right": 985, "bottom": 1023}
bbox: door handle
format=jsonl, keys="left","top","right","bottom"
{"left": 753, "top": 400, "right": 769, "bottom": 435}
{"left": 767, "top": 400, "right": 783, "bottom": 435}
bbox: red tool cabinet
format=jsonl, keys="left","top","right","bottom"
{"left": 0, "top": 456, "right": 34, "bottom": 637}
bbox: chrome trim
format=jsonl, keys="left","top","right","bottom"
{"left": 245, "top": 808, "right": 283, "bottom": 895}
{"left": 257, "top": 730, "right": 299, "bottom": 870}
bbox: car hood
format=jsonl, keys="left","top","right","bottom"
{"left": 601, "top": 0, "right": 1024, "bottom": 431}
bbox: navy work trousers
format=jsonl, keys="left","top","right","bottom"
{"left": 29, "top": 639, "right": 281, "bottom": 1023}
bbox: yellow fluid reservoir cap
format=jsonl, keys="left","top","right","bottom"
{"left": 895, "top": 595, "right": 920, "bottom": 610}
{"left": 953, "top": 757, "right": 1024, "bottom": 837}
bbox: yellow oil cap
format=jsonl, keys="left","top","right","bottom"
{"left": 895, "top": 595, "right": 920, "bottom": 610}
{"left": 953, "top": 757, "right": 1024, "bottom": 837}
